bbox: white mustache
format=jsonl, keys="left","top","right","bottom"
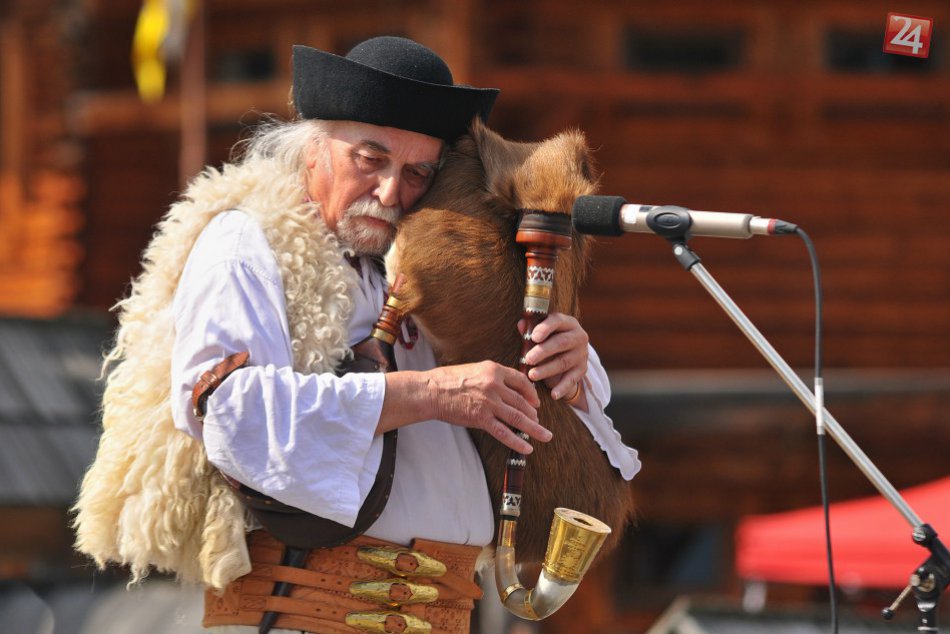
{"left": 344, "top": 199, "right": 400, "bottom": 226}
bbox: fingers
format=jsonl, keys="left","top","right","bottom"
{"left": 518, "top": 313, "right": 589, "bottom": 402}
{"left": 528, "top": 341, "right": 586, "bottom": 379}
{"left": 524, "top": 313, "right": 579, "bottom": 345}
{"left": 501, "top": 364, "right": 541, "bottom": 408}
{"left": 430, "top": 362, "right": 549, "bottom": 453}
{"left": 497, "top": 378, "right": 549, "bottom": 439}
{"left": 492, "top": 365, "right": 550, "bottom": 448}
{"left": 487, "top": 418, "right": 536, "bottom": 455}
{"left": 526, "top": 345, "right": 588, "bottom": 395}
{"left": 521, "top": 313, "right": 588, "bottom": 367}
{"left": 490, "top": 402, "right": 552, "bottom": 453}
{"left": 484, "top": 399, "right": 549, "bottom": 455}
{"left": 548, "top": 372, "right": 584, "bottom": 402}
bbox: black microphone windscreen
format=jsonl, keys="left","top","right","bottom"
{"left": 572, "top": 195, "right": 626, "bottom": 236}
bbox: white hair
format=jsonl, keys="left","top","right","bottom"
{"left": 233, "top": 116, "right": 450, "bottom": 175}
{"left": 231, "top": 117, "right": 333, "bottom": 174}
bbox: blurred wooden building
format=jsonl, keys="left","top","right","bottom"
{"left": 2, "top": 0, "right": 949, "bottom": 631}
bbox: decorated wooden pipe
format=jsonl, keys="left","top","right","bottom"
{"left": 494, "top": 211, "right": 612, "bottom": 621}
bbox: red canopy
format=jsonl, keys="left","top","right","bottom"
{"left": 736, "top": 477, "right": 950, "bottom": 589}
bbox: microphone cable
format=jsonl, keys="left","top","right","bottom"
{"left": 796, "top": 226, "right": 838, "bottom": 634}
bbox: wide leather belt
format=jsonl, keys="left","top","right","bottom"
{"left": 203, "top": 530, "right": 483, "bottom": 634}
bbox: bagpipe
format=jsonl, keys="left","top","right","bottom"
{"left": 388, "top": 119, "right": 637, "bottom": 619}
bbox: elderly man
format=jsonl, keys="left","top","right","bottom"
{"left": 74, "top": 36, "right": 639, "bottom": 634}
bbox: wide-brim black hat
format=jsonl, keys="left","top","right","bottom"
{"left": 292, "top": 36, "right": 499, "bottom": 142}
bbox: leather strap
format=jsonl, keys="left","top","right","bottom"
{"left": 244, "top": 547, "right": 481, "bottom": 604}
{"left": 204, "top": 531, "right": 482, "bottom": 634}
{"left": 189, "top": 341, "right": 399, "bottom": 550}
{"left": 191, "top": 351, "right": 249, "bottom": 420}
{"left": 231, "top": 429, "right": 397, "bottom": 549}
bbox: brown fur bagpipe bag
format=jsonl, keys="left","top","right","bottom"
{"left": 387, "top": 120, "right": 637, "bottom": 616}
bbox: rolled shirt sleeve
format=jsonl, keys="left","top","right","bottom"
{"left": 170, "top": 211, "right": 385, "bottom": 527}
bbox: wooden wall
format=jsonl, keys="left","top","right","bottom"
{"left": 468, "top": 0, "right": 950, "bottom": 371}
{"left": 0, "top": 1, "right": 84, "bottom": 316}
{"left": 68, "top": 0, "right": 950, "bottom": 373}
{"left": 73, "top": 0, "right": 466, "bottom": 308}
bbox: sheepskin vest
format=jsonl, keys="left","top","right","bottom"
{"left": 72, "top": 157, "right": 357, "bottom": 589}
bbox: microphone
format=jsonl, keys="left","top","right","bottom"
{"left": 572, "top": 195, "right": 797, "bottom": 239}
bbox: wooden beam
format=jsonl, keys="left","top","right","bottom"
{"left": 179, "top": 0, "right": 207, "bottom": 186}
{"left": 476, "top": 69, "right": 950, "bottom": 105}
{"left": 77, "top": 69, "right": 950, "bottom": 138}
{"left": 0, "top": 17, "right": 27, "bottom": 266}
{"left": 83, "top": 0, "right": 432, "bottom": 23}
{"left": 0, "top": 508, "right": 73, "bottom": 569}
{"left": 0, "top": 19, "right": 26, "bottom": 175}
{"left": 70, "top": 80, "right": 290, "bottom": 135}
{"left": 409, "top": 0, "right": 473, "bottom": 82}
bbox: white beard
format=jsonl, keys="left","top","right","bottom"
{"left": 336, "top": 199, "right": 400, "bottom": 256}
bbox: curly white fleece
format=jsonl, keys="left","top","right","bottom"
{"left": 72, "top": 157, "right": 356, "bottom": 589}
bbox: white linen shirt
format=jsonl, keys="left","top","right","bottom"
{"left": 171, "top": 210, "right": 640, "bottom": 548}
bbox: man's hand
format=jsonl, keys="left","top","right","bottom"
{"left": 519, "top": 313, "right": 589, "bottom": 410}
{"left": 379, "top": 361, "right": 549, "bottom": 454}
{"left": 426, "top": 361, "right": 549, "bottom": 454}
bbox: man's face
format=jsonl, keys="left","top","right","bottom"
{"left": 306, "top": 120, "right": 443, "bottom": 255}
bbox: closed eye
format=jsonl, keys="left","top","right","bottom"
{"left": 403, "top": 164, "right": 435, "bottom": 187}
{"left": 354, "top": 151, "right": 386, "bottom": 172}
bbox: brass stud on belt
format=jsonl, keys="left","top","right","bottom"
{"left": 349, "top": 578, "right": 439, "bottom": 605}
{"left": 356, "top": 546, "right": 447, "bottom": 578}
{"left": 344, "top": 611, "right": 432, "bottom": 633}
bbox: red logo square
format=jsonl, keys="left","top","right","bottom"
{"left": 883, "top": 13, "right": 933, "bottom": 58}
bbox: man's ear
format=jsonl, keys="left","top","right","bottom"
{"left": 470, "top": 118, "right": 536, "bottom": 207}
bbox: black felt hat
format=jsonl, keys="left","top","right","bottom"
{"left": 292, "top": 36, "right": 499, "bottom": 142}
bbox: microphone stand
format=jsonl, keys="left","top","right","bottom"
{"left": 647, "top": 211, "right": 949, "bottom": 632}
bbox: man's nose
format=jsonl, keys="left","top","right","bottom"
{"left": 374, "top": 173, "right": 401, "bottom": 209}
